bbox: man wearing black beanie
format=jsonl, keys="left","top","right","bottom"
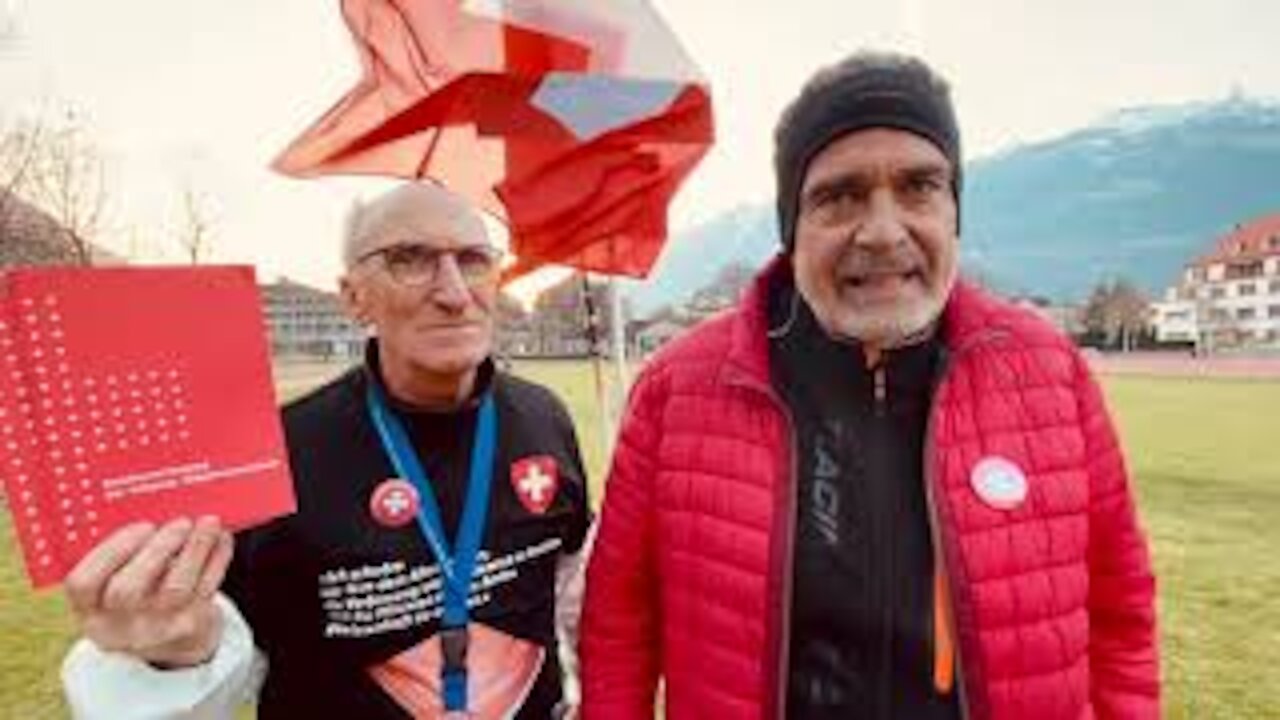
{"left": 583, "top": 51, "right": 1160, "bottom": 720}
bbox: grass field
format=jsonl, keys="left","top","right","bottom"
{"left": 1104, "top": 377, "right": 1280, "bottom": 719}
{"left": 1, "top": 362, "right": 1276, "bottom": 718}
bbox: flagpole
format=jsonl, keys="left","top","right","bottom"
{"left": 581, "top": 274, "right": 615, "bottom": 461}
{"left": 609, "top": 277, "right": 629, "bottom": 438}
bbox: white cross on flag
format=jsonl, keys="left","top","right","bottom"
{"left": 510, "top": 455, "right": 559, "bottom": 515}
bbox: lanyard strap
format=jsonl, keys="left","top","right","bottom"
{"left": 365, "top": 381, "right": 497, "bottom": 712}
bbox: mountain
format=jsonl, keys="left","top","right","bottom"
{"left": 621, "top": 204, "right": 777, "bottom": 313}
{"left": 625, "top": 95, "right": 1280, "bottom": 315}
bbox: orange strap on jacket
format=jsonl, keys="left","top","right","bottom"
{"left": 933, "top": 565, "right": 956, "bottom": 694}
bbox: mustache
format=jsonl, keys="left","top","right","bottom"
{"left": 839, "top": 250, "right": 924, "bottom": 277}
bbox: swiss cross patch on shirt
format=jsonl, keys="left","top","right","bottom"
{"left": 510, "top": 455, "right": 559, "bottom": 515}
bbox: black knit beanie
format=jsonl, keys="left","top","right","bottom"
{"left": 774, "top": 52, "right": 962, "bottom": 251}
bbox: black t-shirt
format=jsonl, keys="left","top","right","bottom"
{"left": 223, "top": 359, "right": 591, "bottom": 719}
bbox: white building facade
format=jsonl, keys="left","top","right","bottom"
{"left": 260, "top": 278, "right": 366, "bottom": 359}
{"left": 1153, "top": 214, "right": 1280, "bottom": 350}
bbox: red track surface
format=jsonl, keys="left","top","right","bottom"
{"left": 1088, "top": 352, "right": 1280, "bottom": 380}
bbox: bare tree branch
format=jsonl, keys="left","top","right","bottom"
{"left": 176, "top": 181, "right": 215, "bottom": 264}
{"left": 1083, "top": 278, "right": 1150, "bottom": 351}
{"left": 26, "top": 114, "right": 109, "bottom": 265}
{"left": 0, "top": 119, "right": 45, "bottom": 228}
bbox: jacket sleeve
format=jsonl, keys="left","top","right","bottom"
{"left": 61, "top": 593, "right": 266, "bottom": 720}
{"left": 1076, "top": 358, "right": 1160, "bottom": 719}
{"left": 580, "top": 368, "right": 665, "bottom": 719}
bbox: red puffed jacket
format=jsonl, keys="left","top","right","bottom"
{"left": 582, "top": 259, "right": 1159, "bottom": 720}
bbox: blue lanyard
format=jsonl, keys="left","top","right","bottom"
{"left": 365, "top": 380, "right": 497, "bottom": 713}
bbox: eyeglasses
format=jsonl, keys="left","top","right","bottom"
{"left": 356, "top": 242, "right": 503, "bottom": 287}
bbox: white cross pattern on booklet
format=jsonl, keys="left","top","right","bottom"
{"left": 0, "top": 292, "right": 195, "bottom": 567}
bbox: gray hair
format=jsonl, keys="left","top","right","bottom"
{"left": 341, "top": 182, "right": 490, "bottom": 269}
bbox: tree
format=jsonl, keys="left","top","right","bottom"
{"left": 26, "top": 113, "right": 109, "bottom": 265}
{"left": 0, "top": 117, "right": 95, "bottom": 267}
{"left": 1082, "top": 278, "right": 1150, "bottom": 351}
{"left": 529, "top": 273, "right": 616, "bottom": 356}
{"left": 0, "top": 119, "right": 44, "bottom": 230}
{"left": 176, "top": 181, "right": 215, "bottom": 264}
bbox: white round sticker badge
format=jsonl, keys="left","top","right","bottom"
{"left": 970, "top": 456, "right": 1028, "bottom": 510}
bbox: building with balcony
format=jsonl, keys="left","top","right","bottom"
{"left": 1152, "top": 213, "right": 1280, "bottom": 350}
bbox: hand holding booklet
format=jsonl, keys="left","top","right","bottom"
{"left": 0, "top": 265, "right": 296, "bottom": 588}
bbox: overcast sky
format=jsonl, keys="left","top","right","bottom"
{"left": 3, "top": 0, "right": 1278, "bottom": 290}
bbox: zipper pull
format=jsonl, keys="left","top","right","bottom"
{"left": 873, "top": 364, "right": 887, "bottom": 415}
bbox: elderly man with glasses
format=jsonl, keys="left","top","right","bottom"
{"left": 60, "top": 182, "right": 594, "bottom": 720}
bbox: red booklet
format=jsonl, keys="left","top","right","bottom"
{"left": 0, "top": 265, "right": 296, "bottom": 588}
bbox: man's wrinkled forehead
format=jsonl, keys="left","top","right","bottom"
{"left": 351, "top": 184, "right": 489, "bottom": 257}
{"left": 801, "top": 127, "right": 953, "bottom": 192}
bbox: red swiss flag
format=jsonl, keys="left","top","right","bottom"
{"left": 510, "top": 455, "right": 559, "bottom": 515}
{"left": 272, "top": 0, "right": 714, "bottom": 281}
